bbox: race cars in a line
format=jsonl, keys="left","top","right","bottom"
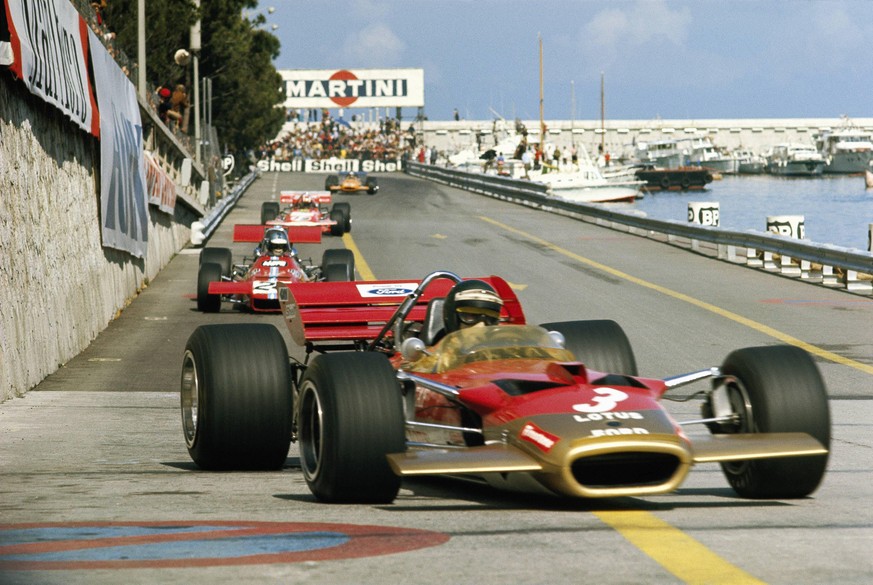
{"left": 325, "top": 171, "right": 378, "bottom": 194}
{"left": 181, "top": 270, "right": 830, "bottom": 505}
{"left": 196, "top": 224, "right": 354, "bottom": 312}
{"left": 260, "top": 191, "right": 351, "bottom": 236}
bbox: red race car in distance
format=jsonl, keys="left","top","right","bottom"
{"left": 196, "top": 224, "right": 355, "bottom": 312}
{"left": 260, "top": 191, "right": 351, "bottom": 236}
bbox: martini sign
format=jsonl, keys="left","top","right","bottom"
{"left": 280, "top": 68, "right": 424, "bottom": 109}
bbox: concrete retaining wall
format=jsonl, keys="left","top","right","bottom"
{"left": 0, "top": 76, "right": 198, "bottom": 403}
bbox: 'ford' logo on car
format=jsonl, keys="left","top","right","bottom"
{"left": 370, "top": 287, "right": 413, "bottom": 295}
{"left": 356, "top": 283, "right": 418, "bottom": 298}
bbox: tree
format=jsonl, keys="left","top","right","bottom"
{"left": 101, "top": 0, "right": 284, "bottom": 156}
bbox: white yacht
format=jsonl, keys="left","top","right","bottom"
{"left": 814, "top": 125, "right": 873, "bottom": 174}
{"left": 732, "top": 149, "right": 767, "bottom": 174}
{"left": 685, "top": 137, "right": 738, "bottom": 173}
{"left": 633, "top": 139, "right": 685, "bottom": 169}
{"left": 528, "top": 145, "right": 645, "bottom": 203}
{"left": 766, "top": 143, "right": 825, "bottom": 176}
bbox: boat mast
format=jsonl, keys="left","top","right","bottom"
{"left": 600, "top": 71, "right": 605, "bottom": 156}
{"left": 571, "top": 80, "right": 576, "bottom": 148}
{"left": 539, "top": 34, "right": 545, "bottom": 146}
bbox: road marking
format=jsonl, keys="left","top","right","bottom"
{"left": 342, "top": 233, "right": 377, "bottom": 281}
{"left": 593, "top": 511, "right": 765, "bottom": 585}
{"left": 0, "top": 521, "right": 448, "bottom": 570}
{"left": 480, "top": 216, "right": 873, "bottom": 375}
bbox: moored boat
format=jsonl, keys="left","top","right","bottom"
{"left": 634, "top": 165, "right": 714, "bottom": 191}
{"left": 814, "top": 124, "right": 873, "bottom": 174}
{"left": 766, "top": 143, "right": 825, "bottom": 177}
{"left": 733, "top": 148, "right": 767, "bottom": 174}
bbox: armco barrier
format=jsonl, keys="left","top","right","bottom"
{"left": 191, "top": 170, "right": 259, "bottom": 246}
{"left": 406, "top": 162, "right": 873, "bottom": 296}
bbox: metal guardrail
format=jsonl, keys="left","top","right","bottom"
{"left": 406, "top": 162, "right": 873, "bottom": 296}
{"left": 190, "top": 170, "right": 259, "bottom": 246}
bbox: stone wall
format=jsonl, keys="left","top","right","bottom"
{"left": 0, "top": 76, "right": 198, "bottom": 403}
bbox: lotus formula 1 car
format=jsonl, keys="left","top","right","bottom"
{"left": 259, "top": 191, "right": 351, "bottom": 236}
{"left": 196, "top": 224, "right": 355, "bottom": 312}
{"left": 181, "top": 270, "right": 830, "bottom": 504}
{"left": 324, "top": 171, "right": 378, "bottom": 194}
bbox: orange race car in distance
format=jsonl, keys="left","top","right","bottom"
{"left": 325, "top": 171, "right": 378, "bottom": 195}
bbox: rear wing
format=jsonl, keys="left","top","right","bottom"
{"left": 233, "top": 224, "right": 323, "bottom": 244}
{"left": 278, "top": 276, "right": 526, "bottom": 347}
{"left": 279, "top": 190, "right": 332, "bottom": 205}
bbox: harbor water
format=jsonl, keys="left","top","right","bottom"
{"left": 622, "top": 174, "right": 873, "bottom": 252}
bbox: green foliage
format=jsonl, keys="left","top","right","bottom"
{"left": 102, "top": 0, "right": 285, "bottom": 154}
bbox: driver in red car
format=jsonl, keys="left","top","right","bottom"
{"left": 442, "top": 279, "right": 504, "bottom": 334}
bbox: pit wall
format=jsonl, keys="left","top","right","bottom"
{"left": 0, "top": 76, "right": 202, "bottom": 403}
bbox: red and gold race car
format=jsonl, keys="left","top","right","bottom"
{"left": 181, "top": 270, "right": 829, "bottom": 504}
{"left": 324, "top": 171, "right": 378, "bottom": 194}
{"left": 260, "top": 191, "right": 351, "bottom": 236}
{"left": 195, "top": 224, "right": 355, "bottom": 312}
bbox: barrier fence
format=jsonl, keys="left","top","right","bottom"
{"left": 405, "top": 162, "right": 873, "bottom": 296}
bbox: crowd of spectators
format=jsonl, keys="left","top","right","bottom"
{"left": 258, "top": 110, "right": 418, "bottom": 162}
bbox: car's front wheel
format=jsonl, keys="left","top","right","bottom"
{"left": 708, "top": 345, "right": 830, "bottom": 498}
{"left": 297, "top": 352, "right": 405, "bottom": 503}
{"left": 181, "top": 324, "right": 293, "bottom": 470}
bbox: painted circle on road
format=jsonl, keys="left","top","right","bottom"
{"left": 0, "top": 521, "right": 449, "bottom": 570}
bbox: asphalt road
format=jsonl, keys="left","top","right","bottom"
{"left": 1, "top": 171, "right": 871, "bottom": 585}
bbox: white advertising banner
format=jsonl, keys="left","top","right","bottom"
{"left": 3, "top": 0, "right": 99, "bottom": 136}
{"left": 89, "top": 28, "right": 148, "bottom": 258}
{"left": 280, "top": 68, "right": 424, "bottom": 109}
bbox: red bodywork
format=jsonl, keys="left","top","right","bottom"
{"left": 266, "top": 191, "right": 338, "bottom": 233}
{"left": 206, "top": 225, "right": 323, "bottom": 312}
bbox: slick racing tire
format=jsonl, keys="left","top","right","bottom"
{"left": 539, "top": 320, "right": 638, "bottom": 376}
{"left": 329, "top": 209, "right": 345, "bottom": 236}
{"left": 324, "top": 175, "right": 339, "bottom": 190}
{"left": 331, "top": 202, "right": 352, "bottom": 232}
{"left": 297, "top": 352, "right": 405, "bottom": 503}
{"left": 321, "top": 248, "right": 355, "bottom": 281}
{"left": 709, "top": 345, "right": 830, "bottom": 499}
{"left": 181, "top": 324, "right": 293, "bottom": 470}
{"left": 261, "top": 201, "right": 280, "bottom": 225}
{"left": 366, "top": 177, "right": 378, "bottom": 194}
{"left": 199, "top": 247, "right": 232, "bottom": 275}
{"left": 197, "top": 262, "right": 223, "bottom": 312}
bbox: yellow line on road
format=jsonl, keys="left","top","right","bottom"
{"left": 480, "top": 216, "right": 873, "bottom": 375}
{"left": 342, "top": 233, "right": 377, "bottom": 281}
{"left": 344, "top": 220, "right": 771, "bottom": 583}
{"left": 593, "top": 510, "right": 765, "bottom": 585}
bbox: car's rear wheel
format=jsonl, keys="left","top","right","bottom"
{"left": 332, "top": 202, "right": 352, "bottom": 232}
{"left": 325, "top": 175, "right": 339, "bottom": 190}
{"left": 261, "top": 201, "right": 280, "bottom": 225}
{"left": 329, "top": 209, "right": 345, "bottom": 236}
{"left": 708, "top": 345, "right": 830, "bottom": 498}
{"left": 199, "top": 247, "right": 232, "bottom": 275}
{"left": 539, "top": 320, "right": 638, "bottom": 375}
{"left": 366, "top": 177, "right": 378, "bottom": 194}
{"left": 321, "top": 248, "right": 355, "bottom": 281}
{"left": 197, "top": 262, "right": 223, "bottom": 312}
{"left": 181, "top": 324, "right": 293, "bottom": 470}
{"left": 297, "top": 352, "right": 405, "bottom": 503}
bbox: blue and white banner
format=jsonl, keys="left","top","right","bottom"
{"left": 89, "top": 28, "right": 148, "bottom": 258}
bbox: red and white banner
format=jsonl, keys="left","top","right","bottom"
{"left": 2, "top": 0, "right": 99, "bottom": 136}
{"left": 89, "top": 27, "right": 148, "bottom": 258}
{"left": 144, "top": 152, "right": 177, "bottom": 214}
{"left": 280, "top": 68, "right": 424, "bottom": 109}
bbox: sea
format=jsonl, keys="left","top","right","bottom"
{"left": 620, "top": 174, "right": 873, "bottom": 252}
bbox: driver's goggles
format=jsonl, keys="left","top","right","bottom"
{"left": 457, "top": 312, "right": 498, "bottom": 325}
